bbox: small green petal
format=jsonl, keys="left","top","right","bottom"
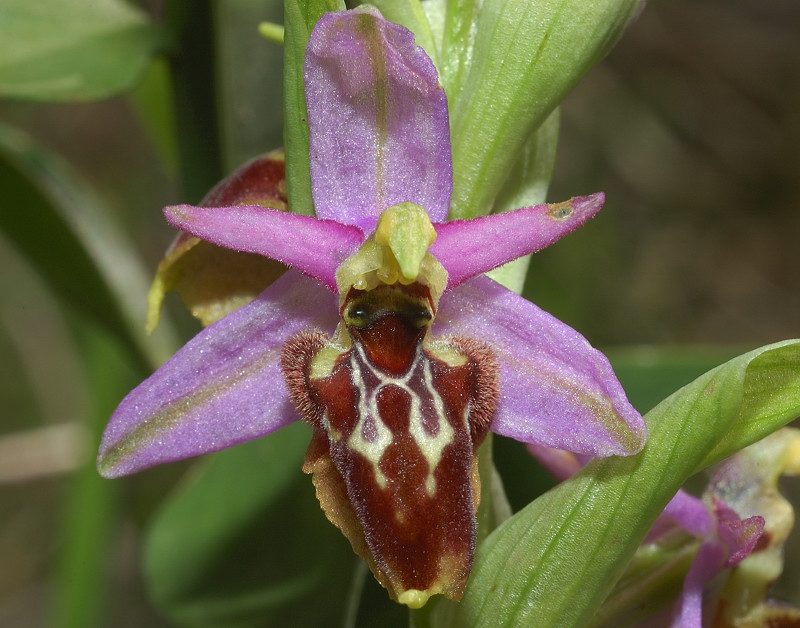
{"left": 375, "top": 202, "right": 437, "bottom": 281}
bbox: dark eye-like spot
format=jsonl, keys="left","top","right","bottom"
{"left": 345, "top": 303, "right": 375, "bottom": 328}
{"left": 408, "top": 308, "right": 432, "bottom": 328}
{"left": 343, "top": 286, "right": 433, "bottom": 332}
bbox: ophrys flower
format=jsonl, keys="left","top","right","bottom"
{"left": 98, "top": 8, "right": 646, "bottom": 607}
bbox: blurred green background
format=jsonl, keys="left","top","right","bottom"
{"left": 0, "top": 0, "right": 798, "bottom": 625}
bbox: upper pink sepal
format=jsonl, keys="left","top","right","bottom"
{"left": 304, "top": 9, "right": 452, "bottom": 233}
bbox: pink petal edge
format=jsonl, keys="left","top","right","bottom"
{"left": 431, "top": 194, "right": 605, "bottom": 288}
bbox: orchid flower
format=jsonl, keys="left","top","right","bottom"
{"left": 525, "top": 446, "right": 763, "bottom": 626}
{"left": 532, "top": 427, "right": 800, "bottom": 627}
{"left": 639, "top": 425, "right": 800, "bottom": 628}
{"left": 641, "top": 490, "right": 764, "bottom": 628}
{"left": 97, "top": 9, "right": 646, "bottom": 608}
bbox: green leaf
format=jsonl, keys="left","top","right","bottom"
{"left": 0, "top": 0, "right": 166, "bottom": 102}
{"left": 485, "top": 108, "right": 560, "bottom": 294}
{"left": 609, "top": 346, "right": 741, "bottom": 415}
{"left": 447, "top": 0, "right": 642, "bottom": 219}
{"left": 165, "top": 0, "right": 223, "bottom": 202}
{"left": 439, "top": 0, "right": 481, "bottom": 100}
{"left": 51, "top": 320, "right": 142, "bottom": 628}
{"left": 490, "top": 108, "right": 559, "bottom": 215}
{"left": 283, "top": 0, "right": 345, "bottom": 217}
{"left": 697, "top": 343, "right": 800, "bottom": 470}
{"left": 588, "top": 527, "right": 697, "bottom": 627}
{"left": 144, "top": 421, "right": 359, "bottom": 627}
{"left": 456, "top": 339, "right": 800, "bottom": 627}
{"left": 127, "top": 58, "right": 179, "bottom": 178}
{"left": 0, "top": 122, "right": 178, "bottom": 372}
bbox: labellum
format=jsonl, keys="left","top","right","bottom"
{"left": 281, "top": 206, "right": 499, "bottom": 608}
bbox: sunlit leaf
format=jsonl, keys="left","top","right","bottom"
{"left": 456, "top": 339, "right": 800, "bottom": 627}
{"left": 0, "top": 0, "right": 166, "bottom": 102}
{"left": 448, "top": 0, "right": 642, "bottom": 219}
{"left": 282, "top": 0, "right": 345, "bottom": 217}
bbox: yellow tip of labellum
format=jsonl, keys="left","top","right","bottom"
{"left": 397, "top": 589, "right": 433, "bottom": 609}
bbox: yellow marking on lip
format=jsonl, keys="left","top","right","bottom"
{"left": 397, "top": 589, "right": 432, "bottom": 609}
{"left": 346, "top": 348, "right": 391, "bottom": 489}
{"left": 395, "top": 552, "right": 471, "bottom": 607}
{"left": 309, "top": 342, "right": 348, "bottom": 379}
{"left": 426, "top": 341, "right": 468, "bottom": 367}
{"left": 408, "top": 357, "right": 454, "bottom": 497}
{"left": 344, "top": 343, "right": 456, "bottom": 497}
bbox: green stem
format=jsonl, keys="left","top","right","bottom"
{"left": 165, "top": 0, "right": 224, "bottom": 202}
{"left": 283, "top": 0, "right": 345, "bottom": 216}
{"left": 50, "top": 321, "right": 142, "bottom": 628}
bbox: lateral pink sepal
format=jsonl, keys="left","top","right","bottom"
{"left": 97, "top": 272, "right": 338, "bottom": 477}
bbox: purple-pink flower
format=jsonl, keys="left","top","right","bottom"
{"left": 527, "top": 435, "right": 799, "bottom": 628}
{"left": 97, "top": 8, "right": 646, "bottom": 606}
{"left": 645, "top": 490, "right": 764, "bottom": 627}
